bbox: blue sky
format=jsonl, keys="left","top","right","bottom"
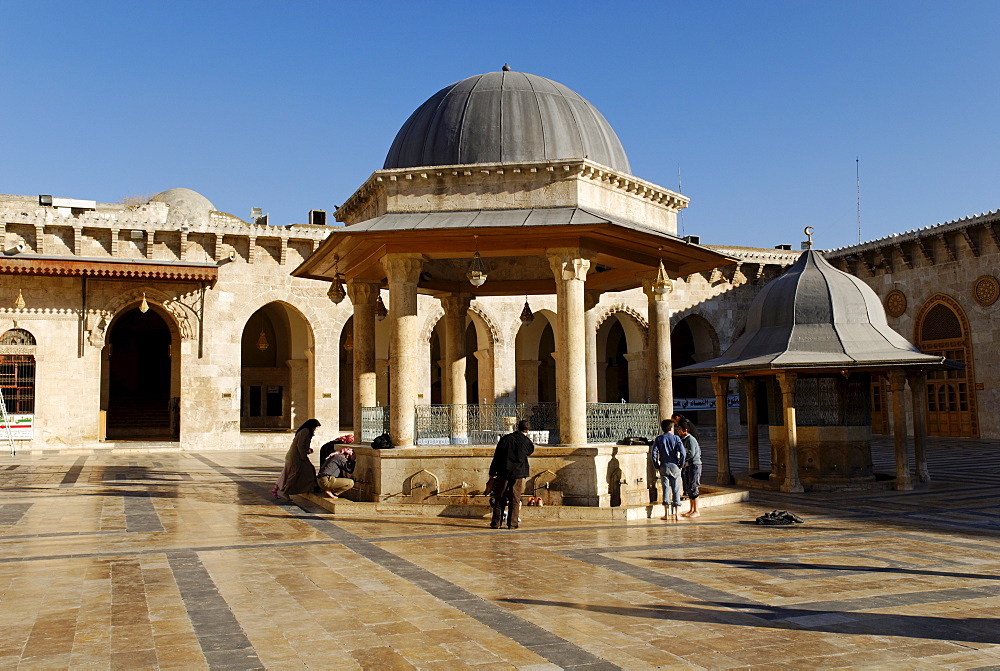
{"left": 3, "top": 1, "right": 998, "bottom": 251}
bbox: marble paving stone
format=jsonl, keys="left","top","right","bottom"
{"left": 3, "top": 437, "right": 1000, "bottom": 668}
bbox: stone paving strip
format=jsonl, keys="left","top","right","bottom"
{"left": 1, "top": 439, "right": 999, "bottom": 668}
{"left": 196, "top": 453, "right": 620, "bottom": 670}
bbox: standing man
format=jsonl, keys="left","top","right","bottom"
{"left": 651, "top": 419, "right": 686, "bottom": 519}
{"left": 488, "top": 419, "right": 535, "bottom": 529}
{"left": 678, "top": 418, "right": 702, "bottom": 518}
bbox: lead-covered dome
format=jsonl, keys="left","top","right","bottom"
{"left": 678, "top": 250, "right": 946, "bottom": 372}
{"left": 384, "top": 69, "right": 632, "bottom": 174}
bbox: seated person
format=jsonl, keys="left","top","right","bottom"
{"left": 317, "top": 446, "right": 356, "bottom": 498}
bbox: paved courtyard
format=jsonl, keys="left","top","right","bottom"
{"left": 1, "top": 436, "right": 999, "bottom": 669}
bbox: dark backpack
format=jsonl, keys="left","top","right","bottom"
{"left": 371, "top": 433, "right": 394, "bottom": 450}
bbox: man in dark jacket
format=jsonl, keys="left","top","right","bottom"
{"left": 488, "top": 419, "right": 535, "bottom": 529}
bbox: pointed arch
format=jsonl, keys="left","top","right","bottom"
{"left": 914, "top": 293, "right": 978, "bottom": 437}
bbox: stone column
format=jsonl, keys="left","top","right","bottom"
{"left": 548, "top": 249, "right": 592, "bottom": 446}
{"left": 442, "top": 294, "right": 471, "bottom": 442}
{"left": 907, "top": 371, "right": 930, "bottom": 483}
{"left": 585, "top": 291, "right": 601, "bottom": 403}
{"left": 516, "top": 360, "right": 541, "bottom": 404}
{"left": 641, "top": 276, "right": 673, "bottom": 419}
{"left": 382, "top": 253, "right": 425, "bottom": 447}
{"left": 712, "top": 376, "right": 732, "bottom": 485}
{"left": 743, "top": 377, "right": 760, "bottom": 472}
{"left": 889, "top": 370, "right": 912, "bottom": 490}
{"left": 775, "top": 372, "right": 803, "bottom": 492}
{"left": 347, "top": 281, "right": 380, "bottom": 434}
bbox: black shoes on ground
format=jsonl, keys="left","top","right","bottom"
{"left": 755, "top": 510, "right": 804, "bottom": 525}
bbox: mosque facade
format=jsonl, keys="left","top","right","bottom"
{"left": 0, "top": 68, "right": 995, "bottom": 470}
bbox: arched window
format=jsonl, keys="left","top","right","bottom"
{"left": 915, "top": 295, "right": 978, "bottom": 437}
{"left": 0, "top": 329, "right": 37, "bottom": 414}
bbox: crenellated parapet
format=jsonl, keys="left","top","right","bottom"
{"left": 824, "top": 209, "right": 1000, "bottom": 276}
{"left": 0, "top": 194, "right": 331, "bottom": 265}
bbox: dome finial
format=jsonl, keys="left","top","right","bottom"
{"left": 502, "top": 63, "right": 511, "bottom": 72}
{"left": 803, "top": 226, "right": 815, "bottom": 250}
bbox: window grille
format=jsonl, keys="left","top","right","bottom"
{"left": 0, "top": 355, "right": 35, "bottom": 413}
{"left": 920, "top": 304, "right": 962, "bottom": 341}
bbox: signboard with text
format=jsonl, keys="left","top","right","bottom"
{"left": 673, "top": 395, "right": 740, "bottom": 411}
{"left": 0, "top": 414, "right": 33, "bottom": 440}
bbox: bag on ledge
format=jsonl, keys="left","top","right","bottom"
{"left": 617, "top": 436, "right": 650, "bottom": 446}
{"left": 371, "top": 433, "right": 395, "bottom": 450}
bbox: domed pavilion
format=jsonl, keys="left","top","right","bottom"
{"left": 295, "top": 68, "right": 735, "bottom": 505}
{"left": 677, "top": 228, "right": 959, "bottom": 492}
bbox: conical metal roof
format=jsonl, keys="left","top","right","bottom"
{"left": 677, "top": 249, "right": 948, "bottom": 374}
{"left": 383, "top": 70, "right": 631, "bottom": 174}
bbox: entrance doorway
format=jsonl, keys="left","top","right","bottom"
{"left": 916, "top": 296, "right": 978, "bottom": 437}
{"left": 104, "top": 307, "right": 176, "bottom": 440}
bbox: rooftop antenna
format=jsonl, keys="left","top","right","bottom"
{"left": 856, "top": 157, "right": 861, "bottom": 244}
{"left": 677, "top": 165, "right": 685, "bottom": 237}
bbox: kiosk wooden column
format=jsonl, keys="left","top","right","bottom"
{"left": 889, "top": 370, "right": 913, "bottom": 490}
{"left": 743, "top": 377, "right": 760, "bottom": 472}
{"left": 712, "top": 375, "right": 733, "bottom": 484}
{"left": 775, "top": 371, "right": 804, "bottom": 492}
{"left": 908, "top": 371, "right": 930, "bottom": 483}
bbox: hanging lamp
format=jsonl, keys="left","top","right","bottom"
{"left": 519, "top": 297, "right": 534, "bottom": 325}
{"left": 328, "top": 256, "right": 346, "bottom": 304}
{"left": 257, "top": 329, "right": 270, "bottom": 351}
{"left": 375, "top": 294, "right": 388, "bottom": 321}
{"left": 139, "top": 292, "right": 150, "bottom": 313}
{"left": 652, "top": 261, "right": 673, "bottom": 295}
{"left": 466, "top": 235, "right": 488, "bottom": 287}
{"left": 14, "top": 290, "right": 25, "bottom": 309}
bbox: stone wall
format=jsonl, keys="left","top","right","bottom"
{"left": 825, "top": 210, "right": 1000, "bottom": 438}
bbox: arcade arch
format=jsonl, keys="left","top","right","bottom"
{"left": 102, "top": 303, "right": 180, "bottom": 440}
{"left": 515, "top": 310, "right": 557, "bottom": 404}
{"left": 671, "top": 314, "right": 720, "bottom": 422}
{"left": 596, "top": 311, "right": 646, "bottom": 402}
{"left": 240, "top": 302, "right": 314, "bottom": 431}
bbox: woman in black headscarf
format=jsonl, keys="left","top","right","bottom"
{"left": 274, "top": 419, "right": 321, "bottom": 501}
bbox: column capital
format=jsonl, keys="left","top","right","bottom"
{"left": 742, "top": 377, "right": 759, "bottom": 393}
{"left": 776, "top": 371, "right": 797, "bottom": 394}
{"left": 381, "top": 253, "right": 425, "bottom": 284}
{"left": 905, "top": 370, "right": 927, "bottom": 389}
{"left": 441, "top": 293, "right": 473, "bottom": 316}
{"left": 888, "top": 368, "right": 907, "bottom": 392}
{"left": 584, "top": 290, "right": 602, "bottom": 312}
{"left": 547, "top": 248, "right": 595, "bottom": 282}
{"left": 711, "top": 376, "right": 730, "bottom": 396}
{"left": 346, "top": 280, "right": 380, "bottom": 305}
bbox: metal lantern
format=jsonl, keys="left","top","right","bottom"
{"left": 256, "top": 329, "right": 269, "bottom": 351}
{"left": 139, "top": 292, "right": 150, "bottom": 313}
{"left": 467, "top": 252, "right": 488, "bottom": 287}
{"left": 328, "top": 274, "right": 346, "bottom": 304}
{"left": 519, "top": 299, "right": 534, "bottom": 325}
{"left": 652, "top": 261, "right": 673, "bottom": 295}
{"left": 375, "top": 295, "right": 388, "bottom": 321}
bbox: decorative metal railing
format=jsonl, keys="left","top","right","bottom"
{"left": 360, "top": 406, "right": 390, "bottom": 442}
{"left": 413, "top": 403, "right": 558, "bottom": 446}
{"left": 365, "top": 402, "right": 657, "bottom": 445}
{"left": 585, "top": 402, "right": 659, "bottom": 444}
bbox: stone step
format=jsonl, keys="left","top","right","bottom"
{"left": 299, "top": 486, "right": 749, "bottom": 521}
